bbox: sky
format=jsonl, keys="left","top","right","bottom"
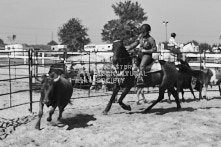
{"left": 0, "top": 0, "right": 221, "bottom": 45}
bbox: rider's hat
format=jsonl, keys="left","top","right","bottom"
{"left": 171, "top": 33, "right": 176, "bottom": 37}
{"left": 140, "top": 24, "right": 151, "bottom": 32}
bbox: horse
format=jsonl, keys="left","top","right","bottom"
{"left": 102, "top": 40, "right": 181, "bottom": 115}
{"left": 180, "top": 42, "right": 197, "bottom": 53}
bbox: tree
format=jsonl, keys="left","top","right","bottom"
{"left": 101, "top": 1, "right": 147, "bottom": 45}
{"left": 187, "top": 40, "right": 199, "bottom": 46}
{"left": 8, "top": 35, "right": 16, "bottom": 44}
{"left": 47, "top": 40, "right": 58, "bottom": 46}
{"left": 199, "top": 42, "right": 212, "bottom": 53}
{"left": 58, "top": 18, "right": 90, "bottom": 51}
{"left": 0, "top": 38, "right": 4, "bottom": 45}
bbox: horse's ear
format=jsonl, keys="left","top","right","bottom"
{"left": 179, "top": 59, "right": 186, "bottom": 64}
{"left": 158, "top": 60, "right": 166, "bottom": 65}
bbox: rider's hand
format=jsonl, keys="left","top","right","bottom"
{"left": 126, "top": 46, "right": 130, "bottom": 51}
{"left": 141, "top": 49, "right": 147, "bottom": 53}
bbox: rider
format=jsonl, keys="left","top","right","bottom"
{"left": 168, "top": 33, "right": 179, "bottom": 48}
{"left": 164, "top": 32, "right": 180, "bottom": 63}
{"left": 126, "top": 24, "right": 157, "bottom": 85}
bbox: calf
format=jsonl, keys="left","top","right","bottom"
{"left": 35, "top": 72, "right": 73, "bottom": 130}
{"left": 168, "top": 60, "right": 196, "bottom": 102}
{"left": 178, "top": 59, "right": 213, "bottom": 100}
{"left": 169, "top": 71, "right": 196, "bottom": 102}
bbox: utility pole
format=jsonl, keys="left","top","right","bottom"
{"left": 163, "top": 21, "right": 169, "bottom": 42}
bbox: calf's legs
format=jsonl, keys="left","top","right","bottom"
{"left": 35, "top": 102, "right": 44, "bottom": 130}
{"left": 47, "top": 105, "right": 57, "bottom": 122}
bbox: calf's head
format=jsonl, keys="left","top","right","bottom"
{"left": 40, "top": 73, "right": 60, "bottom": 106}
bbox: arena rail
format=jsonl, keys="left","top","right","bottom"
{"left": 1, "top": 49, "right": 221, "bottom": 112}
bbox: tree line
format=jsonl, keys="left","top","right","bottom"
{"left": 0, "top": 1, "right": 220, "bottom": 52}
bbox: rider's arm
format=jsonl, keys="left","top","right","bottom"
{"left": 126, "top": 41, "right": 139, "bottom": 51}
{"left": 126, "top": 34, "right": 141, "bottom": 51}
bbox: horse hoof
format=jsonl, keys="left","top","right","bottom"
{"left": 35, "top": 125, "right": 40, "bottom": 130}
{"left": 177, "top": 106, "right": 181, "bottom": 111}
{"left": 144, "top": 107, "right": 151, "bottom": 113}
{"left": 167, "top": 99, "right": 171, "bottom": 103}
{"left": 123, "top": 105, "right": 131, "bottom": 111}
{"left": 47, "top": 117, "right": 52, "bottom": 122}
{"left": 144, "top": 100, "right": 148, "bottom": 104}
{"left": 102, "top": 111, "right": 108, "bottom": 115}
{"left": 137, "top": 102, "right": 141, "bottom": 105}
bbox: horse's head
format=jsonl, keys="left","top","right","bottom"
{"left": 112, "top": 40, "right": 130, "bottom": 65}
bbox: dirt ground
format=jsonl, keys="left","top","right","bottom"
{"left": 1, "top": 89, "right": 221, "bottom": 147}
{"left": 1, "top": 66, "right": 221, "bottom": 147}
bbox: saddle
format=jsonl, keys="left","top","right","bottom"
{"left": 145, "top": 60, "right": 162, "bottom": 73}
{"left": 215, "top": 69, "right": 221, "bottom": 79}
{"left": 133, "top": 56, "right": 161, "bottom": 73}
{"left": 167, "top": 45, "right": 181, "bottom": 54}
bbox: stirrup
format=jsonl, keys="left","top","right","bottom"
{"left": 136, "top": 77, "right": 145, "bottom": 86}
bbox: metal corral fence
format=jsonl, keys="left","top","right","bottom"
{"left": 0, "top": 50, "right": 34, "bottom": 111}
{"left": 1, "top": 49, "right": 221, "bottom": 112}
{"left": 0, "top": 49, "right": 118, "bottom": 112}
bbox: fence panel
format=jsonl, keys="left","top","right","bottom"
{"left": 1, "top": 50, "right": 221, "bottom": 112}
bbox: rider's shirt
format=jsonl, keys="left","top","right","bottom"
{"left": 136, "top": 34, "right": 154, "bottom": 51}
{"left": 168, "top": 37, "right": 179, "bottom": 47}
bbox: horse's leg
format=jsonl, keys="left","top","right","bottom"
{"left": 198, "top": 84, "right": 203, "bottom": 101}
{"left": 167, "top": 90, "right": 172, "bottom": 103}
{"left": 144, "top": 86, "right": 166, "bottom": 112}
{"left": 189, "top": 86, "right": 196, "bottom": 100}
{"left": 103, "top": 83, "right": 120, "bottom": 115}
{"left": 203, "top": 83, "right": 208, "bottom": 100}
{"left": 147, "top": 87, "right": 150, "bottom": 93}
{"left": 168, "top": 87, "right": 181, "bottom": 110}
{"left": 181, "top": 88, "right": 185, "bottom": 102}
{"left": 118, "top": 86, "right": 133, "bottom": 111}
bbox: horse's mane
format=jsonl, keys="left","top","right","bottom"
{"left": 113, "top": 40, "right": 131, "bottom": 61}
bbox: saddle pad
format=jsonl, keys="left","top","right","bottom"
{"left": 145, "top": 61, "right": 162, "bottom": 73}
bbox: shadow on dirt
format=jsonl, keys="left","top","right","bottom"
{"left": 198, "top": 106, "right": 221, "bottom": 110}
{"left": 127, "top": 107, "right": 195, "bottom": 115}
{"left": 161, "top": 98, "right": 199, "bottom": 103}
{"left": 51, "top": 113, "right": 96, "bottom": 130}
{"left": 208, "top": 96, "right": 221, "bottom": 101}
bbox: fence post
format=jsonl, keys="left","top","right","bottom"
{"left": 35, "top": 50, "right": 39, "bottom": 80}
{"left": 28, "top": 49, "right": 33, "bottom": 113}
{"left": 8, "top": 54, "right": 12, "bottom": 107}
{"left": 42, "top": 52, "right": 45, "bottom": 65}
{"left": 88, "top": 51, "right": 90, "bottom": 97}
{"left": 63, "top": 50, "right": 67, "bottom": 72}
